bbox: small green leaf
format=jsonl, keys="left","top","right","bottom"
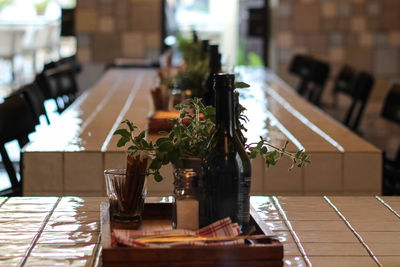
{"left": 156, "top": 137, "right": 170, "bottom": 146}
{"left": 117, "top": 136, "right": 130, "bottom": 147}
{"left": 159, "top": 131, "right": 169, "bottom": 135}
{"left": 121, "top": 120, "right": 136, "bottom": 131}
{"left": 249, "top": 149, "right": 258, "bottom": 159}
{"left": 260, "top": 146, "right": 268, "bottom": 154}
{"left": 150, "top": 159, "right": 162, "bottom": 170}
{"left": 128, "top": 145, "right": 136, "bottom": 151}
{"left": 257, "top": 140, "right": 263, "bottom": 150}
{"left": 140, "top": 139, "right": 149, "bottom": 148}
{"left": 137, "top": 131, "right": 145, "bottom": 140}
{"left": 168, "top": 149, "right": 180, "bottom": 163}
{"left": 154, "top": 172, "right": 163, "bottom": 182}
{"left": 159, "top": 141, "right": 173, "bottom": 152}
{"left": 113, "top": 129, "right": 130, "bottom": 138}
{"left": 235, "top": 82, "right": 250, "bottom": 88}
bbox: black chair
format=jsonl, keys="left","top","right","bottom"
{"left": 333, "top": 65, "right": 356, "bottom": 96}
{"left": 343, "top": 71, "right": 374, "bottom": 131}
{"left": 36, "top": 55, "right": 81, "bottom": 100}
{"left": 289, "top": 54, "right": 314, "bottom": 95}
{"left": 381, "top": 83, "right": 400, "bottom": 195}
{"left": 6, "top": 83, "right": 50, "bottom": 125}
{"left": 56, "top": 55, "right": 82, "bottom": 74}
{"left": 0, "top": 94, "right": 37, "bottom": 196}
{"left": 381, "top": 83, "right": 400, "bottom": 125}
{"left": 36, "top": 65, "right": 79, "bottom": 113}
{"left": 289, "top": 54, "right": 330, "bottom": 105}
{"left": 308, "top": 59, "right": 330, "bottom": 105}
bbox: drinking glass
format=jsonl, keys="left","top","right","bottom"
{"left": 104, "top": 168, "right": 147, "bottom": 228}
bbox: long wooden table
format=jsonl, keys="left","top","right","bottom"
{"left": 0, "top": 196, "right": 398, "bottom": 266}
{"left": 22, "top": 67, "right": 382, "bottom": 196}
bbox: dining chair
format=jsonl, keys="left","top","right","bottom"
{"left": 333, "top": 65, "right": 356, "bottom": 96}
{"left": 56, "top": 55, "right": 82, "bottom": 74}
{"left": 289, "top": 54, "right": 330, "bottom": 106}
{"left": 43, "top": 65, "right": 79, "bottom": 113}
{"left": 307, "top": 59, "right": 330, "bottom": 106}
{"left": 289, "top": 54, "right": 314, "bottom": 96}
{"left": 381, "top": 83, "right": 400, "bottom": 125}
{"left": 381, "top": 83, "right": 400, "bottom": 195}
{"left": 0, "top": 95, "right": 37, "bottom": 196}
{"left": 343, "top": 71, "right": 374, "bottom": 131}
{"left": 5, "top": 83, "right": 50, "bottom": 125}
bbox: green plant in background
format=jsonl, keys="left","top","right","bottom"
{"left": 0, "top": 0, "right": 13, "bottom": 11}
{"left": 33, "top": 0, "right": 51, "bottom": 15}
{"left": 165, "top": 34, "right": 209, "bottom": 96}
{"left": 176, "top": 34, "right": 204, "bottom": 67}
{"left": 247, "top": 52, "right": 264, "bottom": 67}
{"left": 237, "top": 39, "right": 265, "bottom": 66}
{"left": 173, "top": 61, "right": 208, "bottom": 97}
{"left": 114, "top": 97, "right": 311, "bottom": 182}
{"left": 237, "top": 39, "right": 247, "bottom": 66}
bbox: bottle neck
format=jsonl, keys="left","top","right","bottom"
{"left": 215, "top": 85, "right": 235, "bottom": 131}
{"left": 209, "top": 46, "right": 220, "bottom": 73}
{"left": 209, "top": 57, "right": 220, "bottom": 73}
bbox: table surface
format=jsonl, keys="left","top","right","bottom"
{"left": 0, "top": 196, "right": 398, "bottom": 267}
{"left": 22, "top": 67, "right": 382, "bottom": 196}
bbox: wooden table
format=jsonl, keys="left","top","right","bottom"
{"left": 22, "top": 67, "right": 381, "bottom": 196}
{"left": 0, "top": 196, "right": 398, "bottom": 266}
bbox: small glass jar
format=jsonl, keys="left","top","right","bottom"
{"left": 172, "top": 167, "right": 200, "bottom": 230}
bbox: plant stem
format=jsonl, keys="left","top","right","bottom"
{"left": 245, "top": 142, "right": 300, "bottom": 159}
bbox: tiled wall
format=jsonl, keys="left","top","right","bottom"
{"left": 275, "top": 0, "right": 400, "bottom": 102}
{"left": 75, "top": 0, "right": 161, "bottom": 63}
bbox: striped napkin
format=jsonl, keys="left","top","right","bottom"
{"left": 113, "top": 217, "right": 243, "bottom": 247}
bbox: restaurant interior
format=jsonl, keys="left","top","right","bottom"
{"left": 0, "top": 0, "right": 399, "bottom": 266}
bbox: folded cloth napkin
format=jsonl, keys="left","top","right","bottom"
{"left": 113, "top": 217, "right": 243, "bottom": 248}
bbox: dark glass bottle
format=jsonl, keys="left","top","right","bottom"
{"left": 201, "top": 39, "right": 209, "bottom": 60}
{"left": 233, "top": 91, "right": 246, "bottom": 146}
{"left": 201, "top": 74, "right": 252, "bottom": 229}
{"left": 192, "top": 30, "right": 198, "bottom": 43}
{"left": 203, "top": 45, "right": 221, "bottom": 107}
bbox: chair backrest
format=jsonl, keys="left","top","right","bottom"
{"left": 35, "top": 71, "right": 57, "bottom": 100}
{"left": 308, "top": 59, "right": 330, "bottom": 105}
{"left": 311, "top": 59, "right": 330, "bottom": 86}
{"left": 6, "top": 83, "right": 50, "bottom": 125}
{"left": 289, "top": 54, "right": 315, "bottom": 98}
{"left": 45, "top": 65, "right": 79, "bottom": 97}
{"left": 289, "top": 54, "right": 330, "bottom": 105}
{"left": 333, "top": 65, "right": 356, "bottom": 96}
{"left": 381, "top": 83, "right": 400, "bottom": 125}
{"left": 56, "top": 55, "right": 82, "bottom": 74}
{"left": 41, "top": 65, "right": 79, "bottom": 112}
{"left": 344, "top": 71, "right": 374, "bottom": 131}
{"left": 289, "top": 54, "right": 314, "bottom": 78}
{"left": 0, "top": 94, "right": 36, "bottom": 147}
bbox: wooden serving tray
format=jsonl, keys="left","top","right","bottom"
{"left": 101, "top": 198, "right": 283, "bottom": 266}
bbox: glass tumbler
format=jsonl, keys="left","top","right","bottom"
{"left": 104, "top": 168, "right": 147, "bottom": 228}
